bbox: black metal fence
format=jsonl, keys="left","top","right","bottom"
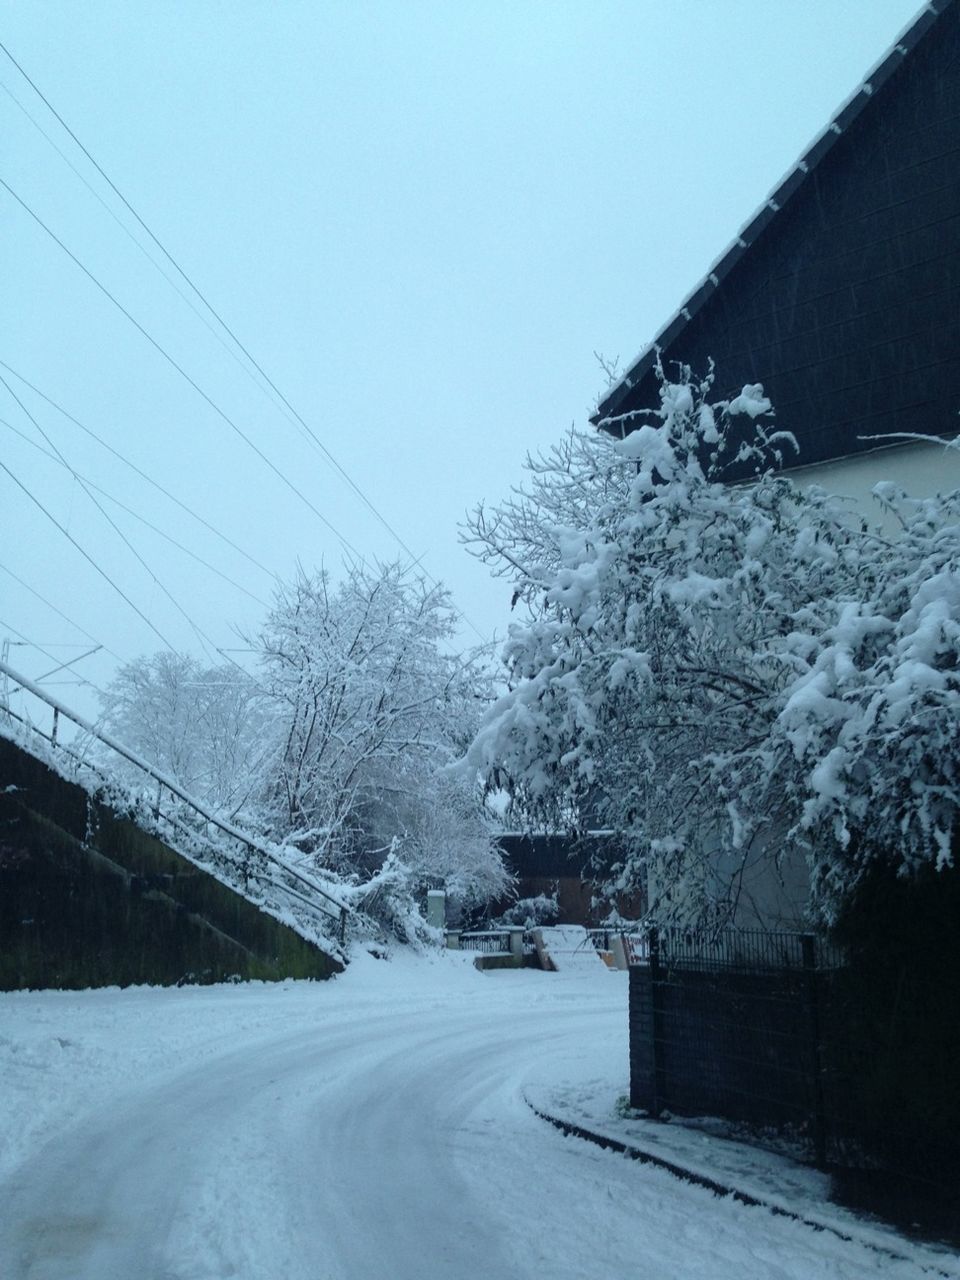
{"left": 457, "top": 930, "right": 512, "bottom": 954}
{"left": 629, "top": 926, "right": 959, "bottom": 1240}
{"left": 586, "top": 927, "right": 649, "bottom": 960}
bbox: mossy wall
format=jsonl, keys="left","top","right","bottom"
{"left": 0, "top": 736, "right": 342, "bottom": 989}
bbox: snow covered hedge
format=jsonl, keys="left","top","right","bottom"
{"left": 463, "top": 365, "right": 960, "bottom": 925}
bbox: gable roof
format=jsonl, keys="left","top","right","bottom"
{"left": 592, "top": 0, "right": 960, "bottom": 470}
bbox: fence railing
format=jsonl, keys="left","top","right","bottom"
{"left": 587, "top": 928, "right": 650, "bottom": 963}
{"left": 457, "top": 930, "right": 512, "bottom": 954}
{"left": 0, "top": 658, "right": 350, "bottom": 945}
{"left": 641, "top": 926, "right": 844, "bottom": 972}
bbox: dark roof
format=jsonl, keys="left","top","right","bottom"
{"left": 593, "top": 0, "right": 960, "bottom": 470}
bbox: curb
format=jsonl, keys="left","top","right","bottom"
{"left": 526, "top": 1098, "right": 954, "bottom": 1276}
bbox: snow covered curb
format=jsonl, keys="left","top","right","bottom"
{"left": 525, "top": 1085, "right": 959, "bottom": 1276}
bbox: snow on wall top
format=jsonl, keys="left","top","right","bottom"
{"left": 592, "top": 1, "right": 949, "bottom": 428}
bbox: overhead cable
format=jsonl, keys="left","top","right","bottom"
{"left": 0, "top": 41, "right": 418, "bottom": 552}
{"left": 0, "top": 454, "right": 178, "bottom": 651}
{"left": 0, "top": 44, "right": 488, "bottom": 642}
{"left": 0, "top": 559, "right": 123, "bottom": 662}
{"left": 1, "top": 415, "right": 270, "bottom": 608}
{"left": 0, "top": 359, "right": 275, "bottom": 580}
{"left": 34, "top": 644, "right": 102, "bottom": 684}
{"left": 1, "top": 370, "right": 233, "bottom": 665}
{"left": 0, "top": 176, "right": 364, "bottom": 561}
{"left": 0, "top": 615, "right": 109, "bottom": 699}
{"left": 0, "top": 75, "right": 283, "bottom": 407}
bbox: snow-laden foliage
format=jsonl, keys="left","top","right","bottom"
{"left": 463, "top": 366, "right": 960, "bottom": 925}
{"left": 341, "top": 848, "right": 445, "bottom": 948}
{"left": 97, "top": 652, "right": 267, "bottom": 817}
{"left": 492, "top": 892, "right": 560, "bottom": 930}
{"left": 778, "top": 485, "right": 960, "bottom": 904}
{"left": 94, "top": 561, "right": 510, "bottom": 940}
{"left": 253, "top": 560, "right": 508, "bottom": 916}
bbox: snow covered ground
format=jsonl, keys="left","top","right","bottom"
{"left": 0, "top": 949, "right": 955, "bottom": 1279}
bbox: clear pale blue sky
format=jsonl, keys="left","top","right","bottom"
{"left": 0, "top": 0, "right": 922, "bottom": 719}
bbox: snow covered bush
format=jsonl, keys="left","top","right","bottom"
{"left": 777, "top": 483, "right": 960, "bottom": 909}
{"left": 462, "top": 364, "right": 960, "bottom": 925}
{"left": 492, "top": 891, "right": 560, "bottom": 930}
{"left": 342, "top": 848, "right": 442, "bottom": 948}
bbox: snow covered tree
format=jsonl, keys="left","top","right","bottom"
{"left": 95, "top": 563, "right": 509, "bottom": 927}
{"left": 253, "top": 559, "right": 508, "bottom": 911}
{"left": 96, "top": 652, "right": 265, "bottom": 817}
{"left": 773, "top": 480, "right": 960, "bottom": 911}
{"left": 462, "top": 365, "right": 960, "bottom": 926}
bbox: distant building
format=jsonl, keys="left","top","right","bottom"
{"left": 495, "top": 833, "right": 644, "bottom": 927}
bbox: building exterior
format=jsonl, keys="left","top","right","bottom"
{"left": 594, "top": 0, "right": 960, "bottom": 506}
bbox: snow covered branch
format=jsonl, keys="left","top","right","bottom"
{"left": 462, "top": 365, "right": 960, "bottom": 925}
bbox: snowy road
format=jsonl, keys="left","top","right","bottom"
{"left": 0, "top": 952, "right": 949, "bottom": 1279}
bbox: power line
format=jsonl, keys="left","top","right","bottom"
{"left": 0, "top": 43, "right": 488, "bottom": 642}
{"left": 0, "top": 75, "right": 284, "bottom": 410}
{"left": 0, "top": 453, "right": 178, "bottom": 651}
{"left": 0, "top": 393, "right": 272, "bottom": 695}
{"left": 0, "top": 359, "right": 275, "bottom": 580}
{"left": 0, "top": 371, "right": 286, "bottom": 694}
{"left": 0, "top": 559, "right": 124, "bottom": 662}
{"left": 1, "top": 370, "right": 231, "bottom": 666}
{"left": 0, "top": 615, "right": 109, "bottom": 700}
{"left": 0, "top": 41, "right": 416, "bottom": 551}
{"left": 34, "top": 644, "right": 102, "bottom": 684}
{"left": 0, "top": 556, "right": 266, "bottom": 708}
{"left": 1, "top": 415, "right": 270, "bottom": 609}
{"left": 0, "top": 75, "right": 338, "bottom": 485}
{"left": 0, "top": 175, "right": 365, "bottom": 561}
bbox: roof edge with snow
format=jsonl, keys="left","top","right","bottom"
{"left": 592, "top": 1, "right": 952, "bottom": 429}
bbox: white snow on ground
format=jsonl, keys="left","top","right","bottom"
{"left": 537, "top": 924, "right": 612, "bottom": 971}
{"left": 0, "top": 951, "right": 955, "bottom": 1279}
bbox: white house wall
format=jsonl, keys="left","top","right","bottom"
{"left": 789, "top": 439, "right": 960, "bottom": 525}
